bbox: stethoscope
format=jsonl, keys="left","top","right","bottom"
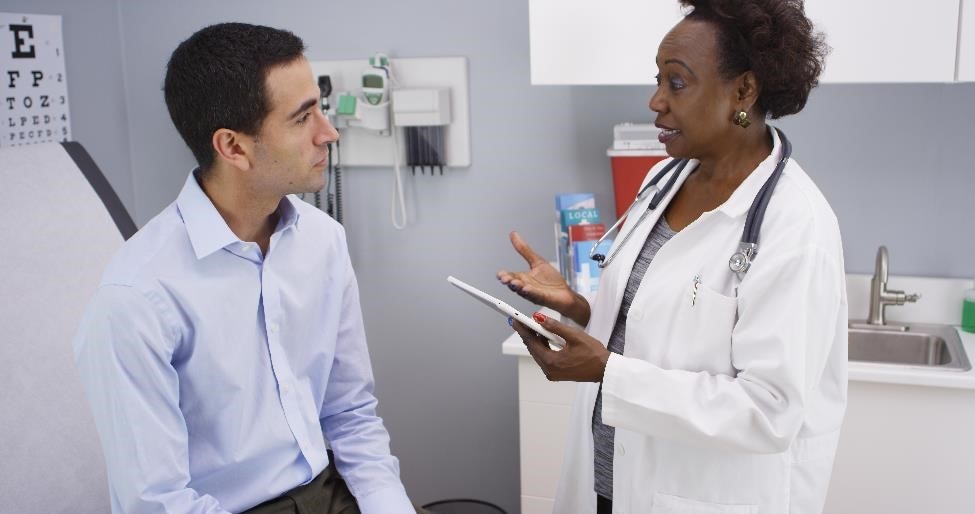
{"left": 590, "top": 127, "right": 791, "bottom": 278}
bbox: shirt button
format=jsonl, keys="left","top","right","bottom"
{"left": 240, "top": 243, "right": 250, "bottom": 251}
{"left": 280, "top": 383, "right": 290, "bottom": 395}
{"left": 617, "top": 444, "right": 626, "bottom": 456}
{"left": 268, "top": 322, "right": 278, "bottom": 333}
{"left": 629, "top": 310, "right": 643, "bottom": 321}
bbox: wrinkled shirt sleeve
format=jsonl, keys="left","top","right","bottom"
{"left": 74, "top": 285, "right": 232, "bottom": 514}
{"left": 318, "top": 253, "right": 414, "bottom": 514}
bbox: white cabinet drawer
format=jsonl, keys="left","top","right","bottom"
{"left": 519, "top": 401, "right": 571, "bottom": 499}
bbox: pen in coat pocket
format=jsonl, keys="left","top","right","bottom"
{"left": 691, "top": 274, "right": 702, "bottom": 306}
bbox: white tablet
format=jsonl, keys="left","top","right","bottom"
{"left": 447, "top": 275, "right": 565, "bottom": 349}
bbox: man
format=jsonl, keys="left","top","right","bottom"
{"left": 74, "top": 23, "right": 417, "bottom": 513}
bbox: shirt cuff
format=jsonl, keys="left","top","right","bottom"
{"left": 355, "top": 484, "right": 415, "bottom": 514}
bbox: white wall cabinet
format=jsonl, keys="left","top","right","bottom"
{"left": 529, "top": 0, "right": 963, "bottom": 84}
{"left": 529, "top": 0, "right": 684, "bottom": 85}
{"left": 959, "top": 0, "right": 975, "bottom": 81}
{"left": 805, "top": 0, "right": 959, "bottom": 83}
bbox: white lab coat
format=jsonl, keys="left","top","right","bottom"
{"left": 553, "top": 128, "right": 848, "bottom": 514}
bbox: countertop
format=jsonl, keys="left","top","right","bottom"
{"left": 502, "top": 328, "right": 975, "bottom": 391}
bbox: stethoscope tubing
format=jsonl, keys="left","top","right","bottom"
{"left": 589, "top": 158, "right": 687, "bottom": 268}
{"left": 742, "top": 128, "right": 791, "bottom": 245}
{"left": 590, "top": 127, "right": 791, "bottom": 274}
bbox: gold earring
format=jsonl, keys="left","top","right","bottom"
{"left": 733, "top": 110, "right": 751, "bottom": 129}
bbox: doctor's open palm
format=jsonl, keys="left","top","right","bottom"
{"left": 496, "top": 231, "right": 609, "bottom": 382}
{"left": 497, "top": 231, "right": 590, "bottom": 327}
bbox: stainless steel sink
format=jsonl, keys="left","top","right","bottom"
{"left": 848, "top": 323, "right": 972, "bottom": 371}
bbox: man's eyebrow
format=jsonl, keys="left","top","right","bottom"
{"left": 288, "top": 98, "right": 318, "bottom": 119}
{"left": 664, "top": 58, "right": 696, "bottom": 77}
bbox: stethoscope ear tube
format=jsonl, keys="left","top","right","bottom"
{"left": 592, "top": 127, "right": 791, "bottom": 276}
{"left": 590, "top": 158, "right": 688, "bottom": 268}
{"left": 742, "top": 127, "right": 790, "bottom": 245}
{"left": 731, "top": 127, "right": 791, "bottom": 277}
{"left": 648, "top": 158, "right": 686, "bottom": 210}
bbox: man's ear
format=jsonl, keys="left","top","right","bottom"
{"left": 212, "top": 128, "right": 253, "bottom": 172}
{"left": 735, "top": 70, "right": 761, "bottom": 113}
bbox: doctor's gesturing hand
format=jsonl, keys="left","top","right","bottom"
{"left": 497, "top": 231, "right": 591, "bottom": 327}
{"left": 499, "top": 230, "right": 607, "bottom": 381}
{"left": 498, "top": 231, "right": 608, "bottom": 381}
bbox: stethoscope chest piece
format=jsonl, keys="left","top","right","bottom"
{"left": 729, "top": 242, "right": 757, "bottom": 277}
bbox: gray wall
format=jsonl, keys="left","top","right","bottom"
{"left": 13, "top": 0, "right": 975, "bottom": 511}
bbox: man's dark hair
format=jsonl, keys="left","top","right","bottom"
{"left": 163, "top": 23, "right": 306, "bottom": 172}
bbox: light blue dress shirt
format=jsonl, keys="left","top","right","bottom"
{"left": 74, "top": 172, "right": 414, "bottom": 514}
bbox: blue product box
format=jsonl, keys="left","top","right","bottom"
{"left": 572, "top": 238, "right": 613, "bottom": 295}
{"left": 555, "top": 193, "right": 595, "bottom": 212}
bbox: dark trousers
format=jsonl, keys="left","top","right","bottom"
{"left": 597, "top": 494, "right": 612, "bottom": 514}
{"left": 243, "top": 457, "right": 359, "bottom": 514}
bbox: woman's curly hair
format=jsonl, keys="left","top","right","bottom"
{"left": 679, "top": 0, "right": 829, "bottom": 119}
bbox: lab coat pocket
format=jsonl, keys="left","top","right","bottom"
{"left": 667, "top": 283, "right": 738, "bottom": 374}
{"left": 651, "top": 492, "right": 758, "bottom": 514}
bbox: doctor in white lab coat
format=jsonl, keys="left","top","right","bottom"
{"left": 499, "top": 1, "right": 847, "bottom": 513}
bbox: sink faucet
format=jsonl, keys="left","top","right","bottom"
{"left": 865, "top": 246, "right": 920, "bottom": 329}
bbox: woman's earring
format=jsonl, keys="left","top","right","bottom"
{"left": 732, "top": 110, "right": 751, "bottom": 129}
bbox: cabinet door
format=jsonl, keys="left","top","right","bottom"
{"left": 529, "top": 0, "right": 684, "bottom": 85}
{"left": 805, "top": 0, "right": 959, "bottom": 83}
{"left": 959, "top": 0, "right": 975, "bottom": 81}
{"left": 529, "top": 0, "right": 961, "bottom": 84}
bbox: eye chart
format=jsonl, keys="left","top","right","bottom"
{"left": 1, "top": 13, "right": 71, "bottom": 147}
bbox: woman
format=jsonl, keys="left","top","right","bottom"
{"left": 499, "top": 1, "right": 846, "bottom": 513}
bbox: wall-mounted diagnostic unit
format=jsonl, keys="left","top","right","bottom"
{"left": 309, "top": 55, "right": 470, "bottom": 229}
{"left": 310, "top": 56, "right": 470, "bottom": 168}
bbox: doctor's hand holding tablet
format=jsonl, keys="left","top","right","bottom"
{"left": 495, "top": 231, "right": 612, "bottom": 383}
{"left": 447, "top": 231, "right": 611, "bottom": 382}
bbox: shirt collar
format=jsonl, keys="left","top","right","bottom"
{"left": 276, "top": 195, "right": 302, "bottom": 233}
{"left": 712, "top": 125, "right": 785, "bottom": 219}
{"left": 175, "top": 170, "right": 302, "bottom": 260}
